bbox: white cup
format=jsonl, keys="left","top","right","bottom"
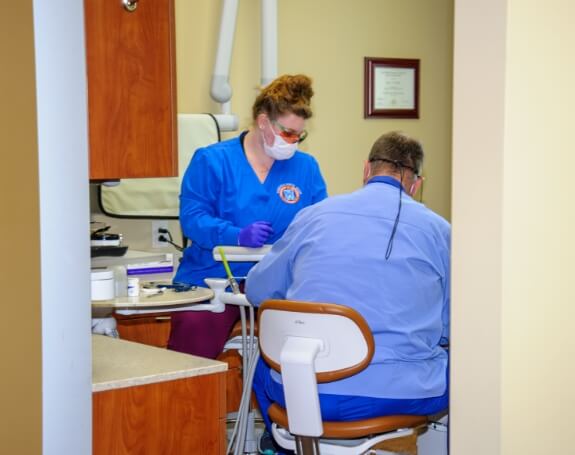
{"left": 91, "top": 269, "right": 115, "bottom": 301}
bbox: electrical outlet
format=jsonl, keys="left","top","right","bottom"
{"left": 152, "top": 220, "right": 170, "bottom": 248}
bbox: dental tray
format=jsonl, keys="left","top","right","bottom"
{"left": 90, "top": 245, "right": 128, "bottom": 258}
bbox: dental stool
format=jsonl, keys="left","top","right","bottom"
{"left": 257, "top": 300, "right": 428, "bottom": 455}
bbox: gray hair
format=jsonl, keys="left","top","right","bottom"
{"left": 368, "top": 131, "right": 424, "bottom": 176}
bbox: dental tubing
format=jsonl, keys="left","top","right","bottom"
{"left": 215, "top": 247, "right": 259, "bottom": 454}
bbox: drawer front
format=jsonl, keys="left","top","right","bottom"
{"left": 114, "top": 313, "right": 171, "bottom": 348}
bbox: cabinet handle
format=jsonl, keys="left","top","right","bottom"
{"left": 155, "top": 316, "right": 171, "bottom": 322}
{"left": 122, "top": 0, "right": 138, "bottom": 12}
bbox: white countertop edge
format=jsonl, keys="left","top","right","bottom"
{"left": 91, "top": 287, "right": 214, "bottom": 308}
{"left": 93, "top": 362, "right": 227, "bottom": 393}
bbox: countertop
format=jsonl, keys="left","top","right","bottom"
{"left": 91, "top": 286, "right": 214, "bottom": 310}
{"left": 92, "top": 335, "right": 227, "bottom": 392}
{"left": 91, "top": 249, "right": 172, "bottom": 268}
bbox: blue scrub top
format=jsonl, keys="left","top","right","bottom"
{"left": 175, "top": 132, "right": 327, "bottom": 286}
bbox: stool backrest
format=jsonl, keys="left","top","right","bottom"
{"left": 258, "top": 300, "right": 375, "bottom": 437}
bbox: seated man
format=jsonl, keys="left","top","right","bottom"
{"left": 245, "top": 131, "right": 450, "bottom": 436}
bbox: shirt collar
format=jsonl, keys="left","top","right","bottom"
{"left": 366, "top": 175, "right": 403, "bottom": 190}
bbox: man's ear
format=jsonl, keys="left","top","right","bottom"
{"left": 363, "top": 160, "right": 371, "bottom": 184}
{"left": 409, "top": 176, "right": 423, "bottom": 196}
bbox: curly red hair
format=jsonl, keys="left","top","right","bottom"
{"left": 252, "top": 74, "right": 314, "bottom": 120}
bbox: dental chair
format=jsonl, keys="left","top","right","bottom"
{"left": 257, "top": 300, "right": 428, "bottom": 455}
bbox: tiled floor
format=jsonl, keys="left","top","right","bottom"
{"left": 226, "top": 410, "right": 265, "bottom": 454}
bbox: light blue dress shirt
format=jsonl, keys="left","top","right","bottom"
{"left": 246, "top": 176, "right": 450, "bottom": 399}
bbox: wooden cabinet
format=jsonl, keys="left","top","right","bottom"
{"left": 93, "top": 371, "right": 226, "bottom": 454}
{"left": 216, "top": 349, "right": 244, "bottom": 414}
{"left": 84, "top": 0, "right": 177, "bottom": 180}
{"left": 114, "top": 312, "right": 172, "bottom": 348}
{"left": 115, "top": 312, "right": 248, "bottom": 414}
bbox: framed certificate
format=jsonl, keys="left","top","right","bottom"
{"left": 364, "top": 57, "right": 420, "bottom": 119}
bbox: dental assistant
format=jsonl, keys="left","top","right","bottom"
{"left": 168, "top": 74, "right": 328, "bottom": 358}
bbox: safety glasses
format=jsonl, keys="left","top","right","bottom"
{"left": 271, "top": 119, "right": 308, "bottom": 144}
{"left": 369, "top": 157, "right": 421, "bottom": 178}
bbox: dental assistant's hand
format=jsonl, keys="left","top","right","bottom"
{"left": 238, "top": 221, "right": 274, "bottom": 248}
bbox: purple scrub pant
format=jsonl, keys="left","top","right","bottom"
{"left": 167, "top": 305, "right": 240, "bottom": 359}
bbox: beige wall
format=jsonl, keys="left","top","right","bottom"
{"left": 451, "top": 0, "right": 506, "bottom": 452}
{"left": 453, "top": 0, "right": 575, "bottom": 453}
{"left": 502, "top": 0, "right": 575, "bottom": 452}
{"left": 0, "top": 1, "right": 42, "bottom": 453}
{"left": 93, "top": 0, "right": 454, "bottom": 249}
{"left": 176, "top": 0, "right": 453, "bottom": 218}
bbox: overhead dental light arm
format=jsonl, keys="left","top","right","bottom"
{"left": 210, "top": 0, "right": 278, "bottom": 132}
{"left": 261, "top": 0, "right": 278, "bottom": 87}
{"left": 210, "top": 0, "right": 240, "bottom": 131}
{"left": 211, "top": 0, "right": 238, "bottom": 103}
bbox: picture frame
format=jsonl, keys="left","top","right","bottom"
{"left": 364, "top": 57, "right": 420, "bottom": 119}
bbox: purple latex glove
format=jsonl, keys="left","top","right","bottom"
{"left": 238, "top": 221, "right": 274, "bottom": 248}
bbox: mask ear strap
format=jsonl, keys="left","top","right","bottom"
{"left": 385, "top": 163, "right": 404, "bottom": 260}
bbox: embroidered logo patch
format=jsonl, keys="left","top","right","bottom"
{"left": 277, "top": 183, "right": 301, "bottom": 204}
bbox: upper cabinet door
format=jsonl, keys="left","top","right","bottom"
{"left": 85, "top": 0, "right": 178, "bottom": 180}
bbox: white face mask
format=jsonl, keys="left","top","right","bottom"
{"left": 263, "top": 132, "right": 298, "bottom": 160}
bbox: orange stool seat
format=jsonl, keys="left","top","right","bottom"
{"left": 268, "top": 403, "right": 427, "bottom": 439}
